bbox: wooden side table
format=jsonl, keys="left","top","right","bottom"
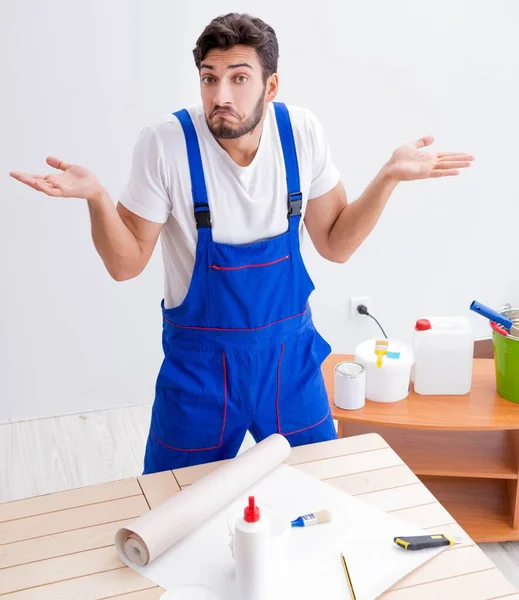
{"left": 324, "top": 355, "right": 519, "bottom": 543}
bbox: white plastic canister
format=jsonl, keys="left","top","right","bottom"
{"left": 412, "top": 317, "right": 474, "bottom": 395}
{"left": 354, "top": 339, "right": 414, "bottom": 403}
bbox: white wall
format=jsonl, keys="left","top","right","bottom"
{"left": 2, "top": 0, "right": 518, "bottom": 423}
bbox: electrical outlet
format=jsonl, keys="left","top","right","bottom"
{"left": 350, "top": 296, "right": 372, "bottom": 320}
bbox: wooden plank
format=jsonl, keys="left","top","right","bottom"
{"left": 0, "top": 519, "right": 131, "bottom": 569}
{"left": 0, "top": 479, "right": 142, "bottom": 523}
{"left": 173, "top": 460, "right": 228, "bottom": 488}
{"left": 1, "top": 567, "right": 155, "bottom": 599}
{"left": 509, "top": 430, "right": 519, "bottom": 529}
{"left": 388, "top": 502, "right": 454, "bottom": 530}
{"left": 0, "top": 546, "right": 123, "bottom": 595}
{"left": 137, "top": 471, "right": 180, "bottom": 509}
{"left": 390, "top": 545, "right": 496, "bottom": 590}
{"left": 0, "top": 496, "right": 148, "bottom": 546}
{"left": 506, "top": 479, "right": 519, "bottom": 530}
{"left": 286, "top": 433, "right": 388, "bottom": 465}
{"left": 380, "top": 568, "right": 518, "bottom": 599}
{"left": 101, "top": 590, "right": 163, "bottom": 600}
{"left": 354, "top": 483, "right": 438, "bottom": 513}
{"left": 328, "top": 465, "right": 419, "bottom": 496}
{"left": 294, "top": 448, "right": 402, "bottom": 481}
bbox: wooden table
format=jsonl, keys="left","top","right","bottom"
{"left": 324, "top": 355, "right": 519, "bottom": 543}
{"left": 1, "top": 435, "right": 518, "bottom": 599}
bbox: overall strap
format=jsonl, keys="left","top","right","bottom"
{"left": 173, "top": 109, "right": 212, "bottom": 238}
{"left": 273, "top": 102, "right": 303, "bottom": 231}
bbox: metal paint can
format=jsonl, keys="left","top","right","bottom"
{"left": 334, "top": 361, "right": 366, "bottom": 410}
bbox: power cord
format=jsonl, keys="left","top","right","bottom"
{"left": 357, "top": 304, "right": 388, "bottom": 339}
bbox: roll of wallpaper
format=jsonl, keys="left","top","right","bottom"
{"left": 115, "top": 434, "right": 291, "bottom": 567}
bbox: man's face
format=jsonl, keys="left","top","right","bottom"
{"left": 200, "top": 45, "right": 275, "bottom": 139}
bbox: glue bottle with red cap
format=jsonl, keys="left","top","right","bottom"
{"left": 234, "top": 495, "right": 271, "bottom": 600}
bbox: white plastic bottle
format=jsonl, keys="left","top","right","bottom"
{"left": 234, "top": 496, "right": 271, "bottom": 600}
{"left": 412, "top": 317, "right": 474, "bottom": 395}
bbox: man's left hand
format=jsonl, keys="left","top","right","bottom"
{"left": 386, "top": 136, "right": 474, "bottom": 182}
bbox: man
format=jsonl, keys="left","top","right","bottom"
{"left": 10, "top": 14, "right": 473, "bottom": 474}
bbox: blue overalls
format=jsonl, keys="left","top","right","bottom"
{"left": 143, "top": 102, "right": 337, "bottom": 474}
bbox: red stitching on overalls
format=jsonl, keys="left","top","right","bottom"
{"left": 209, "top": 255, "right": 290, "bottom": 271}
{"left": 282, "top": 408, "right": 332, "bottom": 437}
{"left": 276, "top": 343, "right": 331, "bottom": 436}
{"left": 150, "top": 352, "right": 228, "bottom": 453}
{"left": 163, "top": 304, "right": 308, "bottom": 332}
{"left": 276, "top": 343, "right": 285, "bottom": 434}
{"left": 221, "top": 352, "right": 228, "bottom": 444}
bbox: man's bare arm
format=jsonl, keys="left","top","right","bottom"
{"left": 305, "top": 136, "right": 473, "bottom": 263}
{"left": 11, "top": 157, "right": 164, "bottom": 280}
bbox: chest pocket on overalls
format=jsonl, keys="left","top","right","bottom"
{"left": 207, "top": 237, "right": 309, "bottom": 330}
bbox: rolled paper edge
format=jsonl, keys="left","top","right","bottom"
{"left": 115, "top": 528, "right": 150, "bottom": 567}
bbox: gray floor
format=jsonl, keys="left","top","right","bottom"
{"left": 1, "top": 405, "right": 518, "bottom": 591}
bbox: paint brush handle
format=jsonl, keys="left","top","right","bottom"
{"left": 470, "top": 301, "right": 513, "bottom": 329}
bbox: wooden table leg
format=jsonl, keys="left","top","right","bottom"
{"left": 337, "top": 421, "right": 347, "bottom": 438}
{"left": 507, "top": 430, "right": 519, "bottom": 530}
{"left": 337, "top": 420, "right": 365, "bottom": 439}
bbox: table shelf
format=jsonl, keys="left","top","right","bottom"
{"left": 421, "top": 476, "right": 519, "bottom": 543}
{"left": 337, "top": 423, "right": 519, "bottom": 480}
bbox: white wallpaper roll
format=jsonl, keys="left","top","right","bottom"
{"left": 115, "top": 434, "right": 291, "bottom": 567}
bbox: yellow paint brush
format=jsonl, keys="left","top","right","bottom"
{"left": 374, "top": 339, "right": 388, "bottom": 368}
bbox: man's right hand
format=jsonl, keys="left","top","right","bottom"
{"left": 10, "top": 156, "right": 164, "bottom": 281}
{"left": 10, "top": 156, "right": 104, "bottom": 203}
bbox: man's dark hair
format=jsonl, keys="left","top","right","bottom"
{"left": 193, "top": 13, "right": 279, "bottom": 81}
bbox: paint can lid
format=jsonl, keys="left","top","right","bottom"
{"left": 335, "top": 362, "right": 364, "bottom": 377}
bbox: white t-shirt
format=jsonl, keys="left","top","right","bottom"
{"left": 119, "top": 103, "right": 340, "bottom": 308}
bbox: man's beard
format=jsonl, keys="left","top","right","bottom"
{"left": 206, "top": 90, "right": 265, "bottom": 140}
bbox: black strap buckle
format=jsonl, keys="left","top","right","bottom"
{"left": 194, "top": 204, "right": 211, "bottom": 228}
{"left": 288, "top": 192, "right": 303, "bottom": 217}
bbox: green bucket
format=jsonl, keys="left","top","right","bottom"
{"left": 492, "top": 307, "right": 519, "bottom": 404}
